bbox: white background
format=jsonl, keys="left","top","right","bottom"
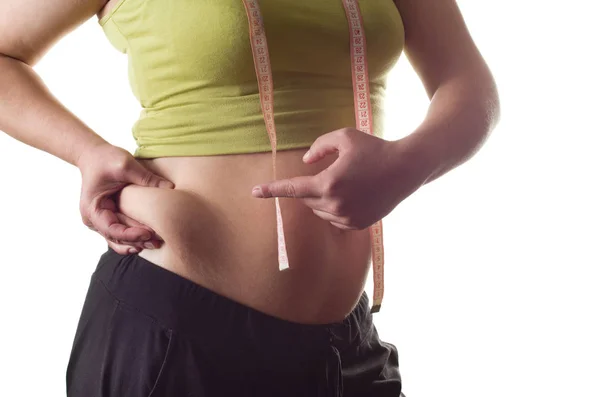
{"left": 1, "top": 1, "right": 598, "bottom": 396}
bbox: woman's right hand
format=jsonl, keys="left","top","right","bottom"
{"left": 77, "top": 142, "right": 176, "bottom": 255}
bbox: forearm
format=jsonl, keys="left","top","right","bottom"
{"left": 395, "top": 67, "right": 500, "bottom": 185}
{"left": 0, "top": 54, "right": 109, "bottom": 167}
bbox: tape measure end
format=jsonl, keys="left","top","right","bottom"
{"left": 370, "top": 304, "right": 381, "bottom": 314}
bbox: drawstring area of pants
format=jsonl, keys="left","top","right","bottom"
{"left": 321, "top": 327, "right": 344, "bottom": 397}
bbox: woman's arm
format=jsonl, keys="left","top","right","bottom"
{"left": 0, "top": 0, "right": 108, "bottom": 167}
{"left": 391, "top": 0, "right": 501, "bottom": 184}
{"left": 0, "top": 0, "right": 175, "bottom": 254}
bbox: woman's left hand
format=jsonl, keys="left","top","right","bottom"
{"left": 251, "top": 127, "right": 428, "bottom": 230}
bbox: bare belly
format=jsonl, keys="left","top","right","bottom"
{"left": 116, "top": 147, "right": 372, "bottom": 324}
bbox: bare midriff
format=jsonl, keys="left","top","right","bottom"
{"left": 116, "top": 147, "right": 372, "bottom": 324}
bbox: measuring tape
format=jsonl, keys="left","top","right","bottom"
{"left": 241, "top": 0, "right": 385, "bottom": 313}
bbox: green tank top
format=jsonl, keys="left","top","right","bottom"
{"left": 98, "top": 0, "right": 404, "bottom": 158}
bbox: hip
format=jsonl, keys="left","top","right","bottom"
{"left": 67, "top": 250, "right": 402, "bottom": 396}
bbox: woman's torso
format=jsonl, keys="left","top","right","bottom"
{"left": 118, "top": 151, "right": 372, "bottom": 324}
{"left": 96, "top": 0, "right": 402, "bottom": 324}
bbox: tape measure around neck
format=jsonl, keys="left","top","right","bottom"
{"left": 241, "top": 0, "right": 385, "bottom": 313}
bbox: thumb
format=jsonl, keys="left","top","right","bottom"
{"left": 303, "top": 130, "right": 345, "bottom": 164}
{"left": 127, "top": 162, "right": 175, "bottom": 189}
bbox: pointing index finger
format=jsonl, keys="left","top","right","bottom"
{"left": 254, "top": 175, "right": 321, "bottom": 199}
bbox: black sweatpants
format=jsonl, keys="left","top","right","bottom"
{"left": 66, "top": 247, "right": 405, "bottom": 396}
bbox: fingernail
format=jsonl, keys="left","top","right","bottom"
{"left": 159, "top": 180, "right": 175, "bottom": 189}
{"left": 128, "top": 248, "right": 138, "bottom": 254}
{"left": 252, "top": 186, "right": 263, "bottom": 198}
{"left": 303, "top": 150, "right": 311, "bottom": 161}
{"left": 144, "top": 242, "right": 154, "bottom": 249}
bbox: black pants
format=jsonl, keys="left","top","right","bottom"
{"left": 66, "top": 247, "right": 404, "bottom": 397}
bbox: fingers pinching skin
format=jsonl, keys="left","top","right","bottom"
{"left": 93, "top": 196, "right": 151, "bottom": 239}
{"left": 86, "top": 193, "right": 163, "bottom": 251}
{"left": 114, "top": 212, "right": 164, "bottom": 250}
{"left": 77, "top": 143, "right": 175, "bottom": 252}
{"left": 107, "top": 240, "right": 140, "bottom": 255}
{"left": 96, "top": 179, "right": 162, "bottom": 248}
